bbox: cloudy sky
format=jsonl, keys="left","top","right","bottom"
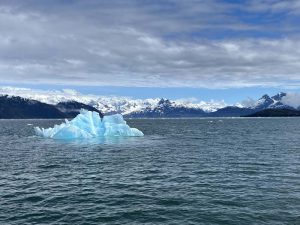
{"left": 0, "top": 0, "right": 300, "bottom": 102}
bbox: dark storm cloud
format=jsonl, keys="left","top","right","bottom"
{"left": 0, "top": 0, "right": 299, "bottom": 88}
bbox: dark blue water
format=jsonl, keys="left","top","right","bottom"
{"left": 0, "top": 118, "right": 300, "bottom": 225}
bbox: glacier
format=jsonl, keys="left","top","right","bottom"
{"left": 34, "top": 110, "right": 144, "bottom": 139}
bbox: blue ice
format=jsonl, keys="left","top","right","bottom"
{"left": 34, "top": 110, "right": 144, "bottom": 139}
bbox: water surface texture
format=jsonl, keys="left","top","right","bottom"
{"left": 1, "top": 118, "right": 300, "bottom": 224}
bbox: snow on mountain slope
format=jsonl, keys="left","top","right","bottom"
{"left": 0, "top": 86, "right": 226, "bottom": 115}
{"left": 1, "top": 86, "right": 298, "bottom": 117}
{"left": 240, "top": 92, "right": 297, "bottom": 110}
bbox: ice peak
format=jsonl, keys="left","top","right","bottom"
{"left": 261, "top": 94, "right": 271, "bottom": 100}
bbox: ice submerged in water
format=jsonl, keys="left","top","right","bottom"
{"left": 34, "top": 110, "right": 144, "bottom": 140}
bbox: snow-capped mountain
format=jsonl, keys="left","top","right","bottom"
{"left": 212, "top": 92, "right": 298, "bottom": 117}
{"left": 245, "top": 92, "right": 295, "bottom": 111}
{"left": 126, "top": 92, "right": 298, "bottom": 117}
{"left": 92, "top": 97, "right": 227, "bottom": 117}
{"left": 128, "top": 98, "right": 207, "bottom": 117}
{"left": 0, "top": 86, "right": 300, "bottom": 118}
{"left": 0, "top": 87, "right": 227, "bottom": 116}
{"left": 252, "top": 93, "right": 291, "bottom": 110}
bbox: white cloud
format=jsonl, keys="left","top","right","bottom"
{"left": 240, "top": 98, "right": 257, "bottom": 108}
{"left": 281, "top": 93, "right": 300, "bottom": 109}
{"left": 0, "top": 1, "right": 299, "bottom": 88}
{"left": 62, "top": 89, "right": 80, "bottom": 95}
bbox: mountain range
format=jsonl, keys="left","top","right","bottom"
{"left": 0, "top": 95, "right": 102, "bottom": 119}
{"left": 0, "top": 91, "right": 299, "bottom": 118}
{"left": 125, "top": 92, "right": 299, "bottom": 117}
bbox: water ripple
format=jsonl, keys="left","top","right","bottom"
{"left": 0, "top": 118, "right": 300, "bottom": 224}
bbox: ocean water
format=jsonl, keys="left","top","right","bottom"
{"left": 0, "top": 118, "right": 300, "bottom": 225}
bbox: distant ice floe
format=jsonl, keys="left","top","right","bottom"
{"left": 34, "top": 110, "right": 144, "bottom": 140}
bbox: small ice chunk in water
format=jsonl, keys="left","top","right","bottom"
{"left": 34, "top": 110, "right": 144, "bottom": 140}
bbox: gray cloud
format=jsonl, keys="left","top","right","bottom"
{"left": 0, "top": 0, "right": 299, "bottom": 88}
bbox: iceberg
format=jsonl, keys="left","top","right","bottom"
{"left": 34, "top": 110, "right": 144, "bottom": 140}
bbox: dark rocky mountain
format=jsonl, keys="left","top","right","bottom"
{"left": 0, "top": 95, "right": 103, "bottom": 119}
{"left": 0, "top": 95, "right": 65, "bottom": 119}
{"left": 209, "top": 106, "right": 256, "bottom": 117}
{"left": 244, "top": 108, "right": 300, "bottom": 117}
{"left": 272, "top": 92, "right": 287, "bottom": 101}
{"left": 56, "top": 101, "right": 103, "bottom": 118}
